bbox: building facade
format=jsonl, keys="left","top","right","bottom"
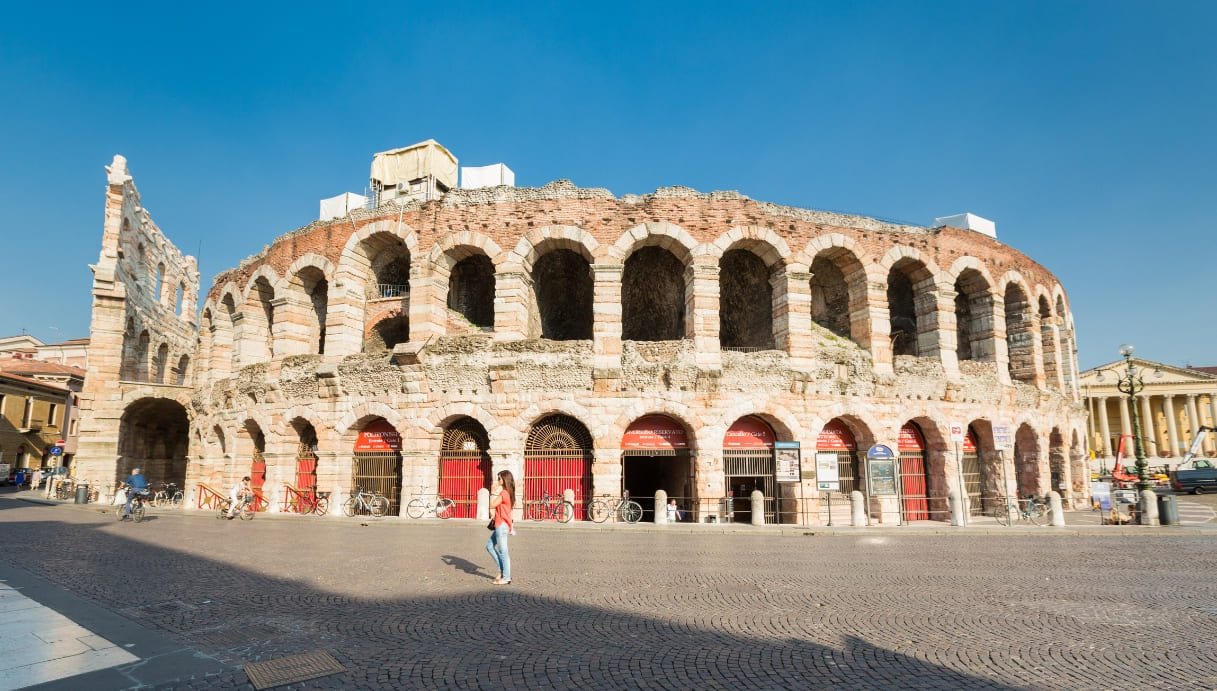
{"left": 75, "top": 146, "right": 1085, "bottom": 522}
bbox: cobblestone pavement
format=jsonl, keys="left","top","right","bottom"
{"left": 2, "top": 497, "right": 1217, "bottom": 690}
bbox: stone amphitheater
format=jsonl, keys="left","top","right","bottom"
{"left": 76, "top": 142, "right": 1085, "bottom": 525}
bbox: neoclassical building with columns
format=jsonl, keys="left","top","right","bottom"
{"left": 75, "top": 144, "right": 1086, "bottom": 523}
{"left": 1080, "top": 360, "right": 1217, "bottom": 463}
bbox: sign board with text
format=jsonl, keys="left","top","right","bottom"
{"left": 775, "top": 441, "right": 801, "bottom": 482}
{"left": 993, "top": 424, "right": 1014, "bottom": 451}
{"left": 815, "top": 452, "right": 840, "bottom": 491}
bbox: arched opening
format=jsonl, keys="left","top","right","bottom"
{"left": 1049, "top": 427, "right": 1066, "bottom": 495}
{"left": 175, "top": 355, "right": 189, "bottom": 386}
{"left": 135, "top": 331, "right": 151, "bottom": 382}
{"left": 439, "top": 417, "right": 492, "bottom": 519}
{"left": 352, "top": 418, "right": 404, "bottom": 515}
{"left": 1015, "top": 423, "right": 1041, "bottom": 497}
{"left": 621, "top": 414, "right": 693, "bottom": 521}
{"left": 222, "top": 294, "right": 239, "bottom": 372}
{"left": 524, "top": 415, "right": 593, "bottom": 519}
{"left": 622, "top": 247, "right": 686, "bottom": 342}
{"left": 365, "top": 312, "right": 410, "bottom": 351}
{"left": 1004, "top": 283, "right": 1035, "bottom": 383}
{"left": 960, "top": 422, "right": 1001, "bottom": 515}
{"left": 373, "top": 253, "right": 411, "bottom": 297}
{"left": 447, "top": 254, "right": 495, "bottom": 330}
{"left": 816, "top": 419, "right": 863, "bottom": 524}
{"left": 719, "top": 250, "right": 774, "bottom": 351}
{"left": 252, "top": 277, "right": 276, "bottom": 361}
{"left": 120, "top": 318, "right": 136, "bottom": 380}
{"left": 239, "top": 420, "right": 267, "bottom": 507}
{"left": 175, "top": 283, "right": 184, "bottom": 316}
{"left": 532, "top": 249, "right": 593, "bottom": 340}
{"left": 723, "top": 415, "right": 777, "bottom": 523}
{"left": 116, "top": 398, "right": 189, "bottom": 490}
{"left": 292, "top": 419, "right": 319, "bottom": 498}
{"left": 955, "top": 269, "right": 994, "bottom": 363}
{"left": 155, "top": 343, "right": 169, "bottom": 383}
{"left": 295, "top": 266, "right": 328, "bottom": 355}
{"left": 887, "top": 259, "right": 934, "bottom": 358}
{"left": 1039, "top": 296, "right": 1060, "bottom": 388}
{"left": 898, "top": 422, "right": 931, "bottom": 520}
{"left": 1056, "top": 295, "right": 1076, "bottom": 394}
{"left": 156, "top": 263, "right": 165, "bottom": 304}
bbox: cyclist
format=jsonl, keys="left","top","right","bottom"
{"left": 122, "top": 467, "right": 149, "bottom": 519}
{"left": 226, "top": 476, "right": 253, "bottom": 519}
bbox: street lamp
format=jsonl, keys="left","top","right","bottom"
{"left": 1096, "top": 344, "right": 1163, "bottom": 491}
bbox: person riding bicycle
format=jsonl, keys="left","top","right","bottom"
{"left": 122, "top": 467, "right": 150, "bottom": 519}
{"left": 226, "top": 476, "right": 253, "bottom": 519}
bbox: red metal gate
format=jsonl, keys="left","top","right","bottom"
{"left": 524, "top": 416, "right": 593, "bottom": 520}
{"left": 439, "top": 419, "right": 491, "bottom": 519}
{"left": 251, "top": 450, "right": 266, "bottom": 494}
{"left": 296, "top": 443, "right": 318, "bottom": 492}
{"left": 899, "top": 422, "right": 930, "bottom": 521}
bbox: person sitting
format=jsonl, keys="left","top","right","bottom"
{"left": 123, "top": 467, "right": 149, "bottom": 519}
{"left": 226, "top": 476, "right": 253, "bottom": 519}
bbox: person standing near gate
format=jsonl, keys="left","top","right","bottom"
{"left": 485, "top": 470, "right": 514, "bottom": 585}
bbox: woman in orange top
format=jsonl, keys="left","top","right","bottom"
{"left": 486, "top": 470, "right": 514, "bottom": 585}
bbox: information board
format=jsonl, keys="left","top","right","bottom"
{"left": 815, "top": 452, "right": 840, "bottom": 491}
{"left": 868, "top": 458, "right": 897, "bottom": 495}
{"left": 775, "top": 441, "right": 801, "bottom": 482}
{"left": 993, "top": 424, "right": 1014, "bottom": 452}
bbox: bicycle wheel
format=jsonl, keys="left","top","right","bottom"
{"left": 149, "top": 491, "right": 162, "bottom": 508}
{"left": 132, "top": 503, "right": 146, "bottom": 523}
{"left": 558, "top": 501, "right": 574, "bottom": 523}
{"left": 239, "top": 504, "right": 254, "bottom": 520}
{"left": 314, "top": 496, "right": 329, "bottom": 516}
{"left": 993, "top": 502, "right": 1012, "bottom": 526}
{"left": 342, "top": 497, "right": 357, "bottom": 517}
{"left": 526, "top": 501, "right": 546, "bottom": 521}
{"left": 589, "top": 499, "right": 611, "bottom": 523}
{"left": 406, "top": 498, "right": 426, "bottom": 519}
{"left": 370, "top": 496, "right": 389, "bottom": 518}
{"left": 621, "top": 500, "right": 643, "bottom": 524}
{"left": 435, "top": 498, "right": 455, "bottom": 519}
{"left": 1027, "top": 503, "right": 1046, "bottom": 526}
{"left": 171, "top": 491, "right": 183, "bottom": 506}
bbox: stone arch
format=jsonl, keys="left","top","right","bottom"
{"left": 880, "top": 247, "right": 940, "bottom": 358}
{"left": 805, "top": 236, "right": 869, "bottom": 346}
{"left": 135, "top": 330, "right": 151, "bottom": 382}
{"left": 717, "top": 235, "right": 785, "bottom": 351}
{"left": 116, "top": 397, "right": 191, "bottom": 487}
{"left": 708, "top": 225, "right": 791, "bottom": 267}
{"left": 337, "top": 402, "right": 407, "bottom": 441}
{"left": 426, "top": 402, "right": 502, "bottom": 439}
{"left": 508, "top": 225, "right": 599, "bottom": 272}
{"left": 174, "top": 354, "right": 190, "bottom": 386}
{"left": 286, "top": 254, "right": 336, "bottom": 284}
{"left": 330, "top": 219, "right": 419, "bottom": 358}
{"left": 1054, "top": 292, "right": 1077, "bottom": 396}
{"left": 531, "top": 245, "right": 593, "bottom": 341}
{"left": 1036, "top": 289, "right": 1062, "bottom": 391}
{"left": 622, "top": 244, "right": 687, "bottom": 341}
{"left": 364, "top": 308, "right": 410, "bottom": 351}
{"left": 154, "top": 342, "right": 170, "bottom": 383}
{"left": 1002, "top": 275, "right": 1037, "bottom": 385}
{"left": 1014, "top": 421, "right": 1043, "bottom": 497}
{"left": 608, "top": 399, "right": 702, "bottom": 451}
{"left": 607, "top": 222, "right": 697, "bottom": 265}
{"left": 427, "top": 232, "right": 505, "bottom": 273}
{"left": 277, "top": 405, "right": 334, "bottom": 446}
{"left": 948, "top": 258, "right": 998, "bottom": 364}
{"left": 285, "top": 259, "right": 330, "bottom": 356}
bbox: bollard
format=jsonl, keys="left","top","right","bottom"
{"left": 850, "top": 490, "right": 866, "bottom": 526}
{"left": 1048, "top": 491, "right": 1066, "bottom": 526}
{"left": 1139, "top": 489, "right": 1160, "bottom": 526}
{"left": 948, "top": 490, "right": 963, "bottom": 526}
{"left": 751, "top": 490, "right": 764, "bottom": 526}
{"left": 654, "top": 489, "right": 668, "bottom": 525}
{"left": 476, "top": 487, "right": 490, "bottom": 521}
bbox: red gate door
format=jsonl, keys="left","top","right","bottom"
{"left": 439, "top": 420, "right": 492, "bottom": 519}
{"left": 296, "top": 443, "right": 318, "bottom": 492}
{"left": 899, "top": 423, "right": 929, "bottom": 520}
{"left": 524, "top": 416, "right": 593, "bottom": 520}
{"left": 251, "top": 450, "right": 267, "bottom": 494}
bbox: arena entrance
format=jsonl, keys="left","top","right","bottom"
{"left": 898, "top": 422, "right": 930, "bottom": 521}
{"left": 524, "top": 415, "right": 593, "bottom": 520}
{"left": 621, "top": 415, "right": 693, "bottom": 522}
{"left": 439, "top": 418, "right": 492, "bottom": 519}
{"left": 352, "top": 419, "right": 403, "bottom": 516}
{"left": 723, "top": 416, "right": 776, "bottom": 524}
{"left": 116, "top": 397, "right": 189, "bottom": 489}
{"left": 817, "top": 419, "right": 862, "bottom": 525}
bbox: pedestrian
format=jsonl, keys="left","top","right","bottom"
{"left": 666, "top": 498, "right": 681, "bottom": 522}
{"left": 485, "top": 470, "right": 514, "bottom": 585}
{"left": 30, "top": 469, "right": 42, "bottom": 491}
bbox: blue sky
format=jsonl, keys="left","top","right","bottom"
{"left": 1, "top": 1, "right": 1213, "bottom": 370}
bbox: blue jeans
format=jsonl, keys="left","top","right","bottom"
{"left": 485, "top": 524, "right": 510, "bottom": 580}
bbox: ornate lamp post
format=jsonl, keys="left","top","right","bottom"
{"left": 1096, "top": 344, "right": 1162, "bottom": 492}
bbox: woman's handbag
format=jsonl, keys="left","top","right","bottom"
{"left": 486, "top": 518, "right": 496, "bottom": 531}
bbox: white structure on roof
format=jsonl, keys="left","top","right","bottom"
{"left": 461, "top": 163, "right": 515, "bottom": 189}
{"left": 933, "top": 213, "right": 996, "bottom": 239}
{"left": 370, "top": 139, "right": 458, "bottom": 205}
{"left": 319, "top": 193, "right": 368, "bottom": 221}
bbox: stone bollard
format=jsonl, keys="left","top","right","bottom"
{"left": 751, "top": 490, "right": 764, "bottom": 526}
{"left": 1048, "top": 491, "right": 1066, "bottom": 526}
{"left": 476, "top": 487, "right": 490, "bottom": 521}
{"left": 850, "top": 490, "right": 866, "bottom": 526}
{"left": 654, "top": 489, "right": 668, "bottom": 525}
{"left": 1139, "top": 489, "right": 1160, "bottom": 526}
{"left": 948, "top": 490, "right": 964, "bottom": 527}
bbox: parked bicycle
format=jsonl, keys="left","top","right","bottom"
{"left": 217, "top": 494, "right": 255, "bottom": 521}
{"left": 526, "top": 493, "right": 574, "bottom": 523}
{"left": 286, "top": 487, "right": 330, "bottom": 516}
{"left": 588, "top": 491, "right": 643, "bottom": 524}
{"left": 406, "top": 495, "right": 455, "bottom": 519}
{"left": 151, "top": 482, "right": 184, "bottom": 508}
{"left": 992, "top": 495, "right": 1048, "bottom": 526}
{"left": 344, "top": 486, "right": 390, "bottom": 517}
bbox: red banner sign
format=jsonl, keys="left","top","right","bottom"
{"left": 622, "top": 415, "right": 689, "bottom": 450}
{"left": 898, "top": 423, "right": 925, "bottom": 451}
{"left": 962, "top": 428, "right": 977, "bottom": 452}
{"left": 817, "top": 419, "right": 857, "bottom": 450}
{"left": 354, "top": 419, "right": 402, "bottom": 451}
{"left": 723, "top": 416, "right": 775, "bottom": 449}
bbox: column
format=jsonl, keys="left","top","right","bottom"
{"left": 1086, "top": 397, "right": 1097, "bottom": 452}
{"left": 686, "top": 262, "right": 722, "bottom": 371}
{"left": 923, "top": 284, "right": 960, "bottom": 377}
{"left": 864, "top": 278, "right": 893, "bottom": 374}
{"left": 779, "top": 269, "right": 814, "bottom": 362}
{"left": 1098, "top": 397, "right": 1112, "bottom": 457}
{"left": 1186, "top": 394, "right": 1201, "bottom": 448}
{"left": 1117, "top": 396, "right": 1132, "bottom": 442}
{"left": 1209, "top": 394, "right": 1217, "bottom": 454}
{"left": 1139, "top": 395, "right": 1157, "bottom": 458}
{"left": 591, "top": 263, "right": 624, "bottom": 391}
{"left": 1164, "top": 395, "right": 1179, "bottom": 457}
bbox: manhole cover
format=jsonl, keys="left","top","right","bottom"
{"left": 244, "top": 651, "right": 345, "bottom": 690}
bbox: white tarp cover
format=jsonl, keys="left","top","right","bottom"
{"left": 933, "top": 212, "right": 996, "bottom": 238}
{"left": 319, "top": 192, "right": 367, "bottom": 221}
{"left": 370, "top": 139, "right": 458, "bottom": 188}
{"left": 460, "top": 163, "right": 515, "bottom": 189}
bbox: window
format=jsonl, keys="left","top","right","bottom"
{"left": 69, "top": 416, "right": 78, "bottom": 437}
{"left": 22, "top": 397, "right": 33, "bottom": 428}
{"left": 0, "top": 393, "right": 5, "bottom": 416}
{"left": 47, "top": 403, "right": 58, "bottom": 428}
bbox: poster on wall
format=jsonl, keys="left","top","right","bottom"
{"left": 775, "top": 441, "right": 801, "bottom": 482}
{"left": 354, "top": 420, "right": 402, "bottom": 451}
{"left": 866, "top": 445, "right": 897, "bottom": 496}
{"left": 815, "top": 452, "right": 840, "bottom": 491}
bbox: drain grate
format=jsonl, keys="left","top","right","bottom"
{"left": 243, "top": 651, "right": 345, "bottom": 690}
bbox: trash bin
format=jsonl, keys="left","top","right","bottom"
{"left": 74, "top": 484, "right": 89, "bottom": 504}
{"left": 1158, "top": 494, "right": 1179, "bottom": 525}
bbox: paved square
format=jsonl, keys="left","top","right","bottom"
{"left": 1, "top": 498, "right": 1216, "bottom": 689}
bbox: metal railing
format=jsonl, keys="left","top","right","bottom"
{"left": 371, "top": 284, "right": 409, "bottom": 299}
